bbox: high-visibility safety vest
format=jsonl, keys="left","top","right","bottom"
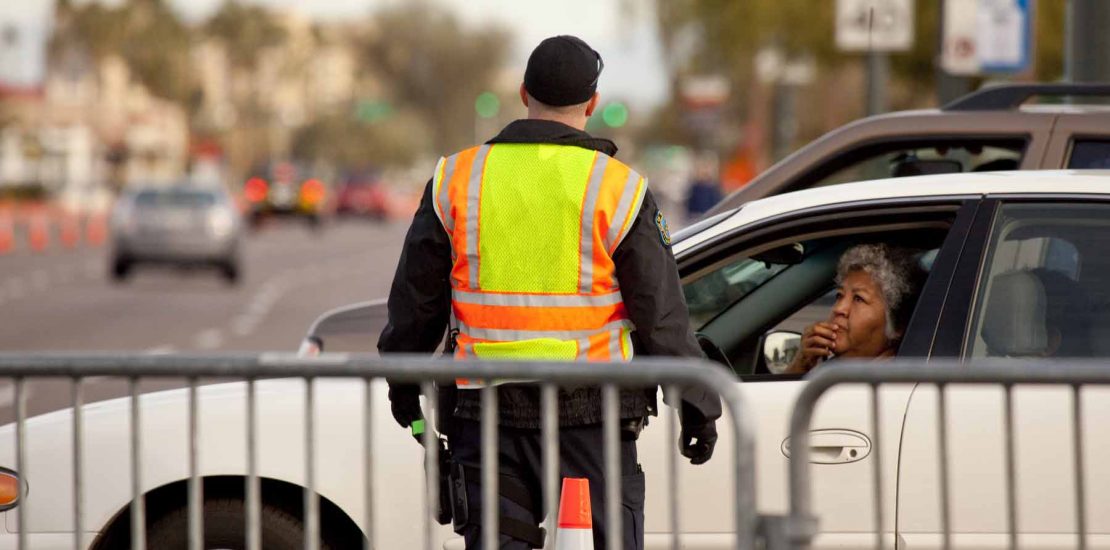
{"left": 431, "top": 143, "right": 648, "bottom": 386}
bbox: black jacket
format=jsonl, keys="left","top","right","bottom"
{"left": 379, "top": 119, "right": 721, "bottom": 428}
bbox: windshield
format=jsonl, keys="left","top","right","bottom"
{"left": 685, "top": 256, "right": 790, "bottom": 328}
{"left": 134, "top": 189, "right": 219, "bottom": 209}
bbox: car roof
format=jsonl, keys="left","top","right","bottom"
{"left": 676, "top": 170, "right": 1110, "bottom": 253}
{"left": 709, "top": 97, "right": 1110, "bottom": 214}
{"left": 876, "top": 105, "right": 1110, "bottom": 119}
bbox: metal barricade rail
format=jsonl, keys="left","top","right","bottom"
{"left": 784, "top": 360, "right": 1110, "bottom": 550}
{"left": 0, "top": 353, "right": 754, "bottom": 550}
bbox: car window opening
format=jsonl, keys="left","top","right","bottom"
{"left": 790, "top": 138, "right": 1028, "bottom": 192}
{"left": 685, "top": 222, "right": 950, "bottom": 379}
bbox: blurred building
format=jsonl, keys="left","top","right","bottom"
{"left": 0, "top": 83, "right": 49, "bottom": 189}
{"left": 0, "top": 18, "right": 189, "bottom": 210}
{"left": 192, "top": 11, "right": 371, "bottom": 180}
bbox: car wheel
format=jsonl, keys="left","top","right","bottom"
{"left": 221, "top": 262, "right": 240, "bottom": 285}
{"left": 111, "top": 258, "right": 132, "bottom": 282}
{"left": 139, "top": 498, "right": 332, "bottom": 550}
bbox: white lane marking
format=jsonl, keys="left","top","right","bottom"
{"left": 246, "top": 299, "right": 272, "bottom": 316}
{"left": 232, "top": 315, "right": 258, "bottom": 336}
{"left": 194, "top": 329, "right": 224, "bottom": 350}
{"left": 220, "top": 241, "right": 384, "bottom": 345}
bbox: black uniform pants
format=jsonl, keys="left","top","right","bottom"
{"left": 450, "top": 419, "right": 645, "bottom": 550}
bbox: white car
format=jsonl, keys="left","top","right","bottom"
{"left": 4, "top": 170, "right": 1110, "bottom": 548}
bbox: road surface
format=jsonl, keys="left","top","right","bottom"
{"left": 0, "top": 218, "right": 408, "bottom": 420}
{"left": 0, "top": 219, "right": 405, "bottom": 352}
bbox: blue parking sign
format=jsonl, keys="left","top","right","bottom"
{"left": 979, "top": 0, "right": 1032, "bottom": 73}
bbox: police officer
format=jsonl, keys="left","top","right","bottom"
{"left": 379, "top": 35, "right": 720, "bottom": 550}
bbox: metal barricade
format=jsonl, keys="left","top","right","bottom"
{"left": 781, "top": 360, "right": 1110, "bottom": 550}
{"left": 0, "top": 353, "right": 755, "bottom": 550}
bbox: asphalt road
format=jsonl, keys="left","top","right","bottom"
{"left": 0, "top": 218, "right": 408, "bottom": 421}
{"left": 0, "top": 218, "right": 406, "bottom": 353}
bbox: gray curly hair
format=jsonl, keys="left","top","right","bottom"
{"left": 835, "top": 244, "right": 923, "bottom": 341}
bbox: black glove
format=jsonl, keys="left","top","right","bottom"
{"left": 679, "top": 400, "right": 718, "bottom": 465}
{"left": 679, "top": 420, "right": 717, "bottom": 465}
{"left": 388, "top": 384, "right": 424, "bottom": 430}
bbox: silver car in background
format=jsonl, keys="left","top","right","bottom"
{"left": 110, "top": 185, "right": 243, "bottom": 284}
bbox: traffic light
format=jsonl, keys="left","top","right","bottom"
{"left": 356, "top": 100, "right": 393, "bottom": 124}
{"left": 475, "top": 92, "right": 500, "bottom": 119}
{"left": 601, "top": 102, "right": 629, "bottom": 128}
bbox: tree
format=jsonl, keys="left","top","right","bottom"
{"left": 50, "top": 0, "right": 196, "bottom": 104}
{"left": 656, "top": 1, "right": 1067, "bottom": 111}
{"left": 290, "top": 109, "right": 430, "bottom": 169}
{"left": 119, "top": 0, "right": 196, "bottom": 104}
{"left": 202, "top": 1, "right": 292, "bottom": 176}
{"left": 358, "top": 2, "right": 510, "bottom": 153}
{"left": 204, "top": 1, "right": 288, "bottom": 72}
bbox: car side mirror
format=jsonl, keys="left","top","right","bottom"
{"left": 761, "top": 330, "right": 801, "bottom": 374}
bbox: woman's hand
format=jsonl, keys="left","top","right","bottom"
{"left": 785, "top": 322, "right": 838, "bottom": 373}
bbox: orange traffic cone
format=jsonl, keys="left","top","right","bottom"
{"left": 60, "top": 213, "right": 80, "bottom": 249}
{"left": 85, "top": 213, "right": 107, "bottom": 246}
{"left": 28, "top": 213, "right": 49, "bottom": 252}
{"left": 556, "top": 478, "right": 593, "bottom": 550}
{"left": 0, "top": 211, "right": 13, "bottom": 254}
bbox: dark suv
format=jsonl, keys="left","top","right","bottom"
{"left": 710, "top": 83, "right": 1110, "bottom": 214}
{"left": 242, "top": 161, "right": 329, "bottom": 230}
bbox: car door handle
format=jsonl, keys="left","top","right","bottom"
{"left": 781, "top": 429, "right": 872, "bottom": 464}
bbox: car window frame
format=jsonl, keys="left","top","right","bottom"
{"left": 677, "top": 197, "right": 977, "bottom": 380}
{"left": 782, "top": 136, "right": 1030, "bottom": 193}
{"left": 1065, "top": 136, "right": 1110, "bottom": 169}
{"left": 1042, "top": 112, "right": 1110, "bottom": 168}
{"left": 956, "top": 194, "right": 1110, "bottom": 359}
{"left": 709, "top": 111, "right": 1063, "bottom": 215}
{"left": 680, "top": 196, "right": 975, "bottom": 277}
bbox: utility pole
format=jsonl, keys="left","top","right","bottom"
{"left": 864, "top": 6, "right": 889, "bottom": 116}
{"left": 1067, "top": 0, "right": 1110, "bottom": 82}
{"left": 866, "top": 50, "right": 890, "bottom": 115}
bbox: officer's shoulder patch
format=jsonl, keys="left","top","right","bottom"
{"left": 655, "top": 209, "right": 672, "bottom": 247}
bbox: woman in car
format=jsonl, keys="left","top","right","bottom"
{"left": 786, "top": 244, "right": 925, "bottom": 373}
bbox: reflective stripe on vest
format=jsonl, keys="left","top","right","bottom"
{"left": 431, "top": 143, "right": 647, "bottom": 385}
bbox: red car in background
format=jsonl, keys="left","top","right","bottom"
{"left": 335, "top": 173, "right": 389, "bottom": 221}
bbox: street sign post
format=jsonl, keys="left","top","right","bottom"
{"left": 836, "top": 0, "right": 913, "bottom": 115}
{"left": 942, "top": 0, "right": 1032, "bottom": 75}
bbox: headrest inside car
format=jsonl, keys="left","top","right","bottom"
{"left": 981, "top": 270, "right": 1048, "bottom": 356}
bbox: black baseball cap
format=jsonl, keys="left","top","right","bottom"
{"left": 523, "top": 35, "right": 604, "bottom": 107}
